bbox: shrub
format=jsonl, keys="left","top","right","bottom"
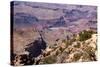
{"left": 79, "top": 30, "right": 95, "bottom": 41}
{"left": 43, "top": 55, "right": 56, "bottom": 64}
{"left": 73, "top": 53, "right": 82, "bottom": 61}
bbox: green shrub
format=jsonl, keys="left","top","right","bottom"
{"left": 73, "top": 53, "right": 82, "bottom": 61}
{"left": 79, "top": 30, "right": 95, "bottom": 41}
{"left": 43, "top": 55, "right": 57, "bottom": 64}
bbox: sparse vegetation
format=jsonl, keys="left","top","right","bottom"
{"left": 42, "top": 55, "right": 57, "bottom": 64}
{"left": 79, "top": 30, "right": 95, "bottom": 41}
{"left": 62, "top": 39, "right": 72, "bottom": 47}
{"left": 73, "top": 53, "right": 82, "bottom": 61}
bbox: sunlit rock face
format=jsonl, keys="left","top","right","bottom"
{"left": 63, "top": 34, "right": 97, "bottom": 63}
{"left": 11, "top": 1, "right": 97, "bottom": 66}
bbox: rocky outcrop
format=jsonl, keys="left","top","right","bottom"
{"left": 39, "top": 33, "right": 97, "bottom": 64}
